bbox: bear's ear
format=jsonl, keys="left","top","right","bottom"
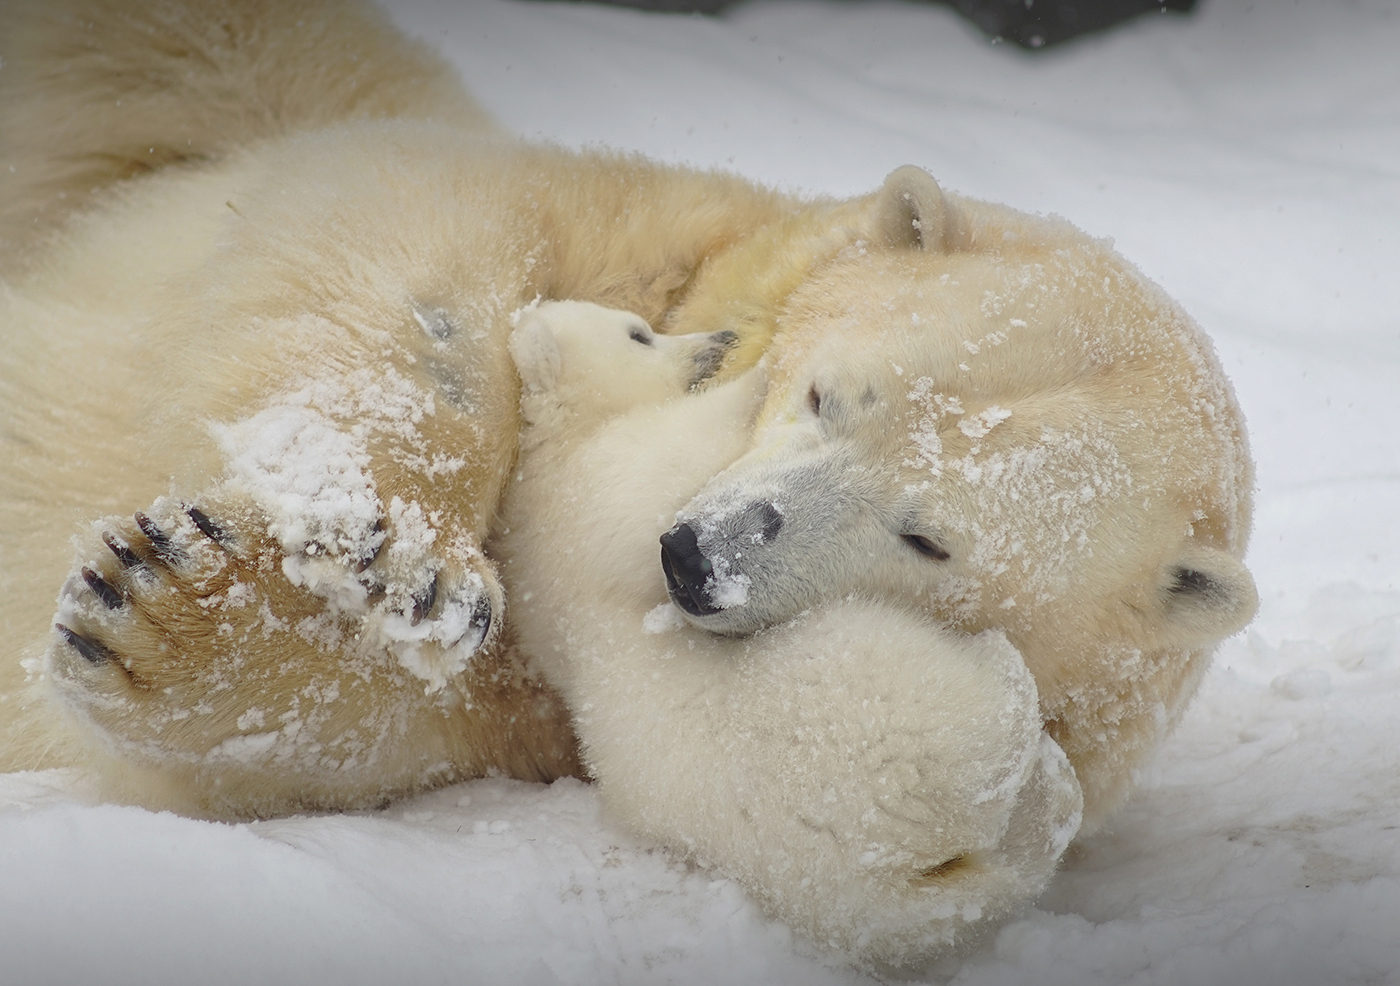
{"left": 872, "top": 165, "right": 949, "bottom": 252}
{"left": 507, "top": 314, "right": 561, "bottom": 394}
{"left": 1158, "top": 546, "right": 1259, "bottom": 647}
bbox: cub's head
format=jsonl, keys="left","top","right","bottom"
{"left": 509, "top": 300, "right": 736, "bottom": 431}
{"left": 660, "top": 168, "right": 1257, "bottom": 825}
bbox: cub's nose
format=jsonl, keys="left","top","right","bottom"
{"left": 660, "top": 522, "right": 721, "bottom": 616}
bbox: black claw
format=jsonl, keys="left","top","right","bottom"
{"left": 102, "top": 532, "right": 143, "bottom": 570}
{"left": 355, "top": 518, "right": 388, "bottom": 574}
{"left": 469, "top": 594, "right": 492, "bottom": 640}
{"left": 135, "top": 511, "right": 181, "bottom": 564}
{"left": 55, "top": 623, "right": 116, "bottom": 664}
{"left": 81, "top": 567, "right": 124, "bottom": 610}
{"left": 186, "top": 506, "right": 230, "bottom": 547}
{"left": 410, "top": 574, "right": 439, "bottom": 626}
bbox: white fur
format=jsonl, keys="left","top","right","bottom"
{"left": 497, "top": 303, "right": 1083, "bottom": 967}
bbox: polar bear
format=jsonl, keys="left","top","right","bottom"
{"left": 0, "top": 0, "right": 1256, "bottom": 897}
{"left": 499, "top": 301, "right": 1082, "bottom": 965}
{"left": 658, "top": 230, "right": 1260, "bottom": 828}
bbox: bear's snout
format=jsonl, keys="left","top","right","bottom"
{"left": 660, "top": 502, "right": 782, "bottom": 618}
{"left": 661, "top": 522, "right": 721, "bottom": 616}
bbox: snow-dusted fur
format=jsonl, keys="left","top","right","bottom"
{"left": 499, "top": 302, "right": 1082, "bottom": 966}
{"left": 662, "top": 172, "right": 1260, "bottom": 829}
{"left": 0, "top": 0, "right": 839, "bottom": 816}
{"left": 0, "top": 0, "right": 1257, "bottom": 946}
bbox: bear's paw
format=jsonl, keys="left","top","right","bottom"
{"left": 43, "top": 491, "right": 496, "bottom": 778}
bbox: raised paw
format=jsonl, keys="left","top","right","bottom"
{"left": 44, "top": 494, "right": 507, "bottom": 815}
{"left": 52, "top": 492, "right": 497, "bottom": 698}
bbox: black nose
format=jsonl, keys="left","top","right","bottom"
{"left": 660, "top": 522, "right": 722, "bottom": 616}
{"left": 660, "top": 503, "right": 781, "bottom": 617}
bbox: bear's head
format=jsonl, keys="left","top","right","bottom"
{"left": 662, "top": 168, "right": 1257, "bottom": 826}
{"left": 510, "top": 300, "right": 737, "bottom": 432}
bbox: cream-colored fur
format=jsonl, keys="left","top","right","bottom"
{"left": 0, "top": 0, "right": 487, "bottom": 268}
{"left": 661, "top": 178, "right": 1258, "bottom": 829}
{"left": 499, "top": 301, "right": 1082, "bottom": 967}
{"left": 0, "top": 0, "right": 840, "bottom": 815}
{"left": 0, "top": 0, "right": 1256, "bottom": 953}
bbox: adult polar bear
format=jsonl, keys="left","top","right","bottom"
{"left": 0, "top": 0, "right": 1256, "bottom": 962}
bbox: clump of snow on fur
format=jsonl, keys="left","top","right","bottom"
{"left": 959, "top": 405, "right": 1012, "bottom": 439}
{"left": 708, "top": 568, "right": 752, "bottom": 609}
{"left": 905, "top": 376, "right": 946, "bottom": 471}
{"left": 216, "top": 400, "right": 381, "bottom": 565}
{"left": 643, "top": 603, "right": 688, "bottom": 634}
{"left": 214, "top": 364, "right": 433, "bottom": 566}
{"left": 213, "top": 367, "right": 486, "bottom": 689}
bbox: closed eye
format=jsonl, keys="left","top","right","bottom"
{"left": 902, "top": 533, "right": 950, "bottom": 561}
{"left": 628, "top": 326, "right": 654, "bottom": 346}
{"left": 807, "top": 384, "right": 822, "bottom": 416}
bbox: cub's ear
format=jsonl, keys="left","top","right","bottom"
{"left": 1158, "top": 546, "right": 1259, "bottom": 647}
{"left": 872, "top": 165, "right": 949, "bottom": 252}
{"left": 507, "top": 314, "right": 561, "bottom": 394}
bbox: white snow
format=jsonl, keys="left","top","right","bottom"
{"left": 642, "top": 601, "right": 688, "bottom": 634}
{"left": 215, "top": 366, "right": 490, "bottom": 690}
{"left": 4, "top": 1, "right": 1398, "bottom": 983}
{"left": 958, "top": 405, "right": 1012, "bottom": 439}
{"left": 707, "top": 567, "right": 753, "bottom": 609}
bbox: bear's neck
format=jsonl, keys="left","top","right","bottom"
{"left": 515, "top": 396, "right": 599, "bottom": 455}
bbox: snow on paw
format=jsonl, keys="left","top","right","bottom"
{"left": 211, "top": 373, "right": 500, "bottom": 690}
{"left": 41, "top": 495, "right": 495, "bottom": 811}
{"left": 214, "top": 388, "right": 395, "bottom": 611}
{"left": 354, "top": 495, "right": 500, "bottom": 693}
{"left": 45, "top": 494, "right": 297, "bottom": 749}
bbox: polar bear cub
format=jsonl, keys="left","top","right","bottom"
{"left": 500, "top": 301, "right": 1083, "bottom": 967}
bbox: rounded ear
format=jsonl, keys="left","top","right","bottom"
{"left": 1158, "top": 546, "right": 1259, "bottom": 647}
{"left": 872, "top": 165, "right": 949, "bottom": 252}
{"left": 507, "top": 315, "right": 561, "bottom": 394}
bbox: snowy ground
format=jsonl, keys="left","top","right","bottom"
{"left": 3, "top": 1, "right": 1398, "bottom": 983}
